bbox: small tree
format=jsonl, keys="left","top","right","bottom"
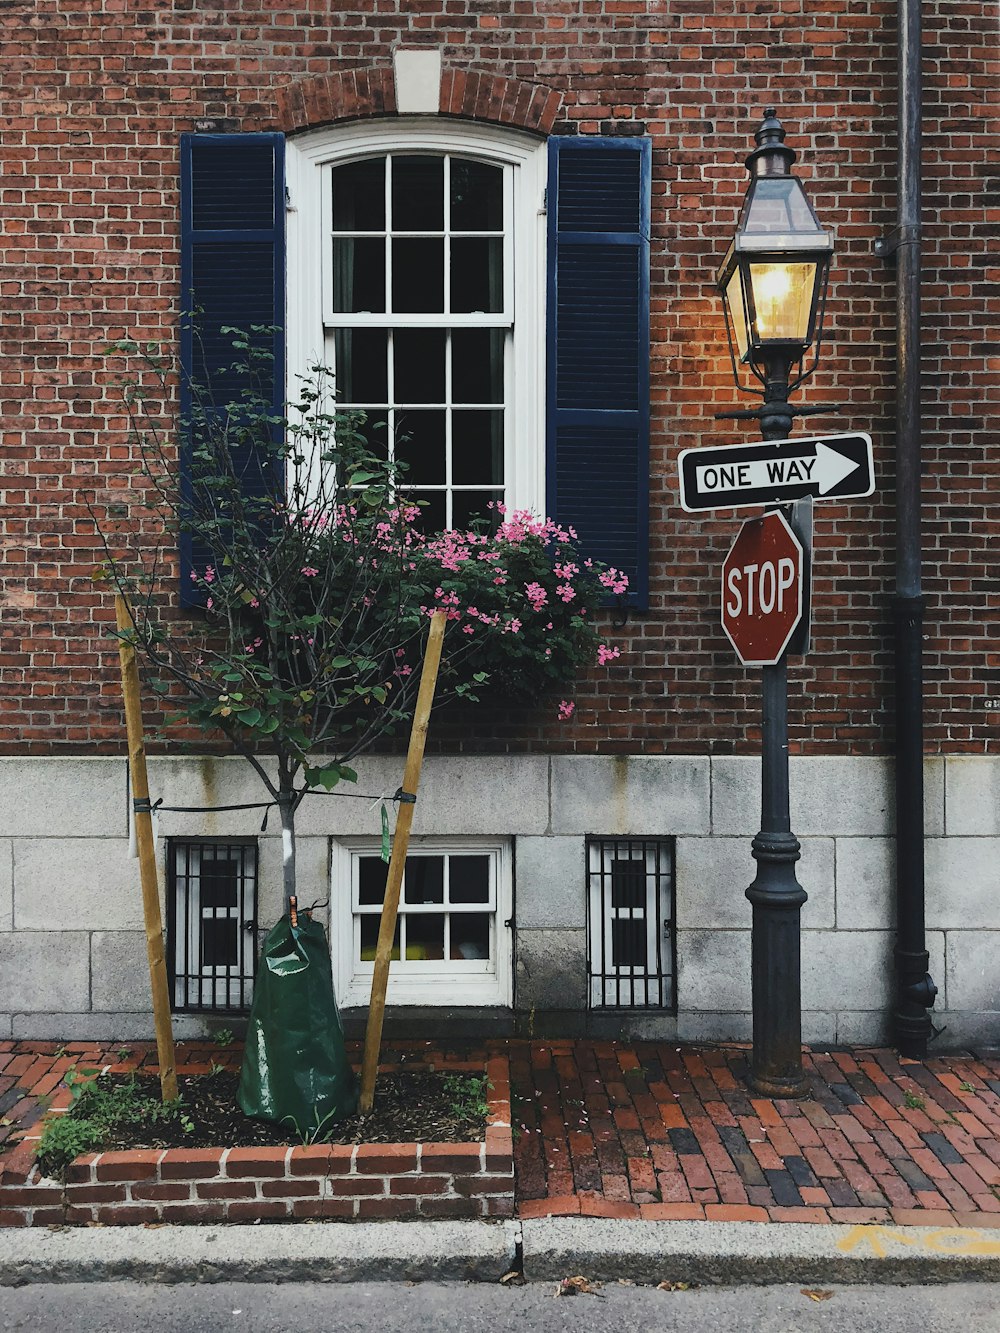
{"left": 95, "top": 333, "right": 627, "bottom": 907}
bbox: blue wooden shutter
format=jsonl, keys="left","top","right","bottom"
{"left": 179, "top": 132, "right": 285, "bottom": 605}
{"left": 546, "top": 136, "right": 650, "bottom": 608}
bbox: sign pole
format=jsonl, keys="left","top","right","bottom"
{"left": 745, "top": 367, "right": 809, "bottom": 1098}
{"left": 746, "top": 651, "right": 808, "bottom": 1096}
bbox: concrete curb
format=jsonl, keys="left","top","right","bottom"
{"left": 4, "top": 1218, "right": 1000, "bottom": 1287}
{"left": 0, "top": 1220, "right": 519, "bottom": 1286}
{"left": 521, "top": 1218, "right": 1000, "bottom": 1285}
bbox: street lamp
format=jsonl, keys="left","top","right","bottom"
{"left": 717, "top": 110, "right": 835, "bottom": 1099}
{"left": 717, "top": 108, "right": 834, "bottom": 442}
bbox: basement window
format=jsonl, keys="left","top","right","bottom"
{"left": 331, "top": 839, "right": 512, "bottom": 1008}
{"left": 586, "top": 837, "right": 675, "bottom": 1010}
{"left": 167, "top": 840, "right": 258, "bottom": 1013}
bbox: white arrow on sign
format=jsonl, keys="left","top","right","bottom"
{"left": 695, "top": 441, "right": 860, "bottom": 499}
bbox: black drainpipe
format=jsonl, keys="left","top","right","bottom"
{"left": 880, "top": 0, "right": 937, "bottom": 1055}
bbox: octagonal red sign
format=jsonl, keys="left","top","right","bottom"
{"left": 721, "top": 510, "right": 803, "bottom": 666}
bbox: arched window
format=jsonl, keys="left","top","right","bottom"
{"left": 287, "top": 121, "right": 547, "bottom": 525}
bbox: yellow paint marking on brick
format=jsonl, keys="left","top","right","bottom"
{"left": 836, "top": 1225, "right": 1000, "bottom": 1258}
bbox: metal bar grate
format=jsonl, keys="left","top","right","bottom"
{"left": 167, "top": 839, "right": 258, "bottom": 1014}
{"left": 586, "top": 837, "right": 675, "bottom": 1010}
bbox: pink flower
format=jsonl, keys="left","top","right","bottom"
{"left": 597, "top": 644, "right": 621, "bottom": 666}
{"left": 525, "top": 581, "right": 547, "bottom": 611}
{"left": 206, "top": 597, "right": 213, "bottom": 610}
{"left": 203, "top": 566, "right": 215, "bottom": 584}
{"left": 301, "top": 566, "right": 319, "bottom": 577}
{"left": 558, "top": 699, "right": 575, "bottom": 721}
{"left": 504, "top": 618, "right": 522, "bottom": 634}
{"left": 598, "top": 567, "right": 630, "bottom": 596}
{"left": 555, "top": 583, "right": 575, "bottom": 603}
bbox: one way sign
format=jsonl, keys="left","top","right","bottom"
{"left": 677, "top": 432, "right": 875, "bottom": 513}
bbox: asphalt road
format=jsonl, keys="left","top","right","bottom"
{"left": 2, "top": 1281, "right": 1000, "bottom": 1332}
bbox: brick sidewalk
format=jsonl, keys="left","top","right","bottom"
{"left": 4, "top": 1037, "right": 1000, "bottom": 1228}
{"left": 509, "top": 1041, "right": 1000, "bottom": 1226}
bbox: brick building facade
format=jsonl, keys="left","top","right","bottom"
{"left": 0, "top": 2, "right": 997, "bottom": 1045}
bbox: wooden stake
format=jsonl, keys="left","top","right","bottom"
{"left": 115, "top": 594, "right": 178, "bottom": 1103}
{"left": 359, "top": 611, "right": 447, "bottom": 1114}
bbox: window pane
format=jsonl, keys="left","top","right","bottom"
{"left": 610, "top": 859, "right": 646, "bottom": 909}
{"left": 450, "top": 913, "right": 489, "bottom": 960}
{"left": 333, "top": 237, "right": 385, "bottom": 312}
{"left": 450, "top": 238, "right": 502, "bottom": 313}
{"left": 452, "top": 328, "right": 504, "bottom": 404}
{"left": 612, "top": 918, "right": 647, "bottom": 969}
{"left": 332, "top": 159, "right": 385, "bottom": 232}
{"left": 334, "top": 328, "right": 388, "bottom": 404}
{"left": 405, "top": 913, "right": 445, "bottom": 961}
{"left": 449, "top": 855, "right": 490, "bottom": 904}
{"left": 392, "top": 239, "right": 444, "bottom": 313}
{"left": 452, "top": 411, "right": 503, "bottom": 486}
{"left": 341, "top": 408, "right": 388, "bottom": 460}
{"left": 198, "top": 857, "right": 239, "bottom": 908}
{"left": 358, "top": 857, "right": 388, "bottom": 906}
{"left": 404, "top": 856, "right": 444, "bottom": 905}
{"left": 450, "top": 160, "right": 503, "bottom": 231}
{"left": 361, "top": 914, "right": 399, "bottom": 961}
{"left": 393, "top": 328, "right": 445, "bottom": 403}
{"left": 201, "top": 917, "right": 238, "bottom": 968}
{"left": 392, "top": 156, "right": 444, "bottom": 231}
{"left": 452, "top": 490, "right": 498, "bottom": 531}
{"left": 395, "top": 410, "right": 445, "bottom": 485}
{"left": 409, "top": 491, "right": 446, "bottom": 533}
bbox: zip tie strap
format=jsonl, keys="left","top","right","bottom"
{"left": 132, "top": 797, "right": 161, "bottom": 815}
{"left": 395, "top": 788, "right": 417, "bottom": 805}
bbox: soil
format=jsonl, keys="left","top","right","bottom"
{"left": 96, "top": 1069, "right": 488, "bottom": 1152}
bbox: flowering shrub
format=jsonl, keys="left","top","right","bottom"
{"left": 416, "top": 508, "right": 626, "bottom": 708}
{"left": 96, "top": 336, "right": 626, "bottom": 902}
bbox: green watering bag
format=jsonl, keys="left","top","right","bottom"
{"left": 238, "top": 910, "right": 358, "bottom": 1133}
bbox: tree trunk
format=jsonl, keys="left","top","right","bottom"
{"left": 277, "top": 777, "right": 297, "bottom": 914}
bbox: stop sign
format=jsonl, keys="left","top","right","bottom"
{"left": 721, "top": 510, "right": 803, "bottom": 666}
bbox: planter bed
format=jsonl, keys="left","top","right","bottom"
{"left": 0, "top": 1051, "right": 513, "bottom": 1228}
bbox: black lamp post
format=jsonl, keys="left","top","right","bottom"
{"left": 716, "top": 110, "right": 835, "bottom": 1098}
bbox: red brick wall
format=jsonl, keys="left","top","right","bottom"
{"left": 1, "top": 0, "right": 996, "bottom": 757}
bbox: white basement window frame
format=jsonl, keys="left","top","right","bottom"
{"left": 330, "top": 837, "right": 513, "bottom": 1008}
{"left": 285, "top": 119, "right": 547, "bottom": 523}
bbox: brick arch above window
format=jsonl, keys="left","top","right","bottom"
{"left": 275, "top": 66, "right": 563, "bottom": 137}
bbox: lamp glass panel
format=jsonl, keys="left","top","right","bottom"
{"left": 747, "top": 261, "right": 816, "bottom": 344}
{"left": 740, "top": 177, "right": 823, "bottom": 238}
{"left": 725, "top": 268, "right": 750, "bottom": 362}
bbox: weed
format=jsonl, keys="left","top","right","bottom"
{"left": 209, "top": 1061, "right": 226, "bottom": 1077}
{"left": 116, "top": 1046, "right": 133, "bottom": 1061}
{"left": 52, "top": 1045, "right": 68, "bottom": 1059}
{"left": 903, "top": 1089, "right": 926, "bottom": 1111}
{"left": 959, "top": 1081, "right": 976, "bottom": 1093}
{"left": 212, "top": 1028, "right": 234, "bottom": 1047}
{"left": 280, "top": 1102, "right": 351, "bottom": 1147}
{"left": 36, "top": 1072, "right": 194, "bottom": 1180}
{"left": 442, "top": 1073, "right": 490, "bottom": 1121}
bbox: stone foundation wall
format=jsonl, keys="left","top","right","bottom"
{"left": 1, "top": 754, "right": 997, "bottom": 1048}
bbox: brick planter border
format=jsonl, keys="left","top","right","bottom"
{"left": 0, "top": 1056, "right": 513, "bottom": 1227}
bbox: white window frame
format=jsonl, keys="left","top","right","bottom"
{"left": 285, "top": 118, "right": 547, "bottom": 518}
{"left": 330, "top": 836, "right": 513, "bottom": 1008}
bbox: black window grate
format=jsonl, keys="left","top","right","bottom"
{"left": 167, "top": 840, "right": 258, "bottom": 1014}
{"left": 586, "top": 837, "right": 675, "bottom": 1010}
